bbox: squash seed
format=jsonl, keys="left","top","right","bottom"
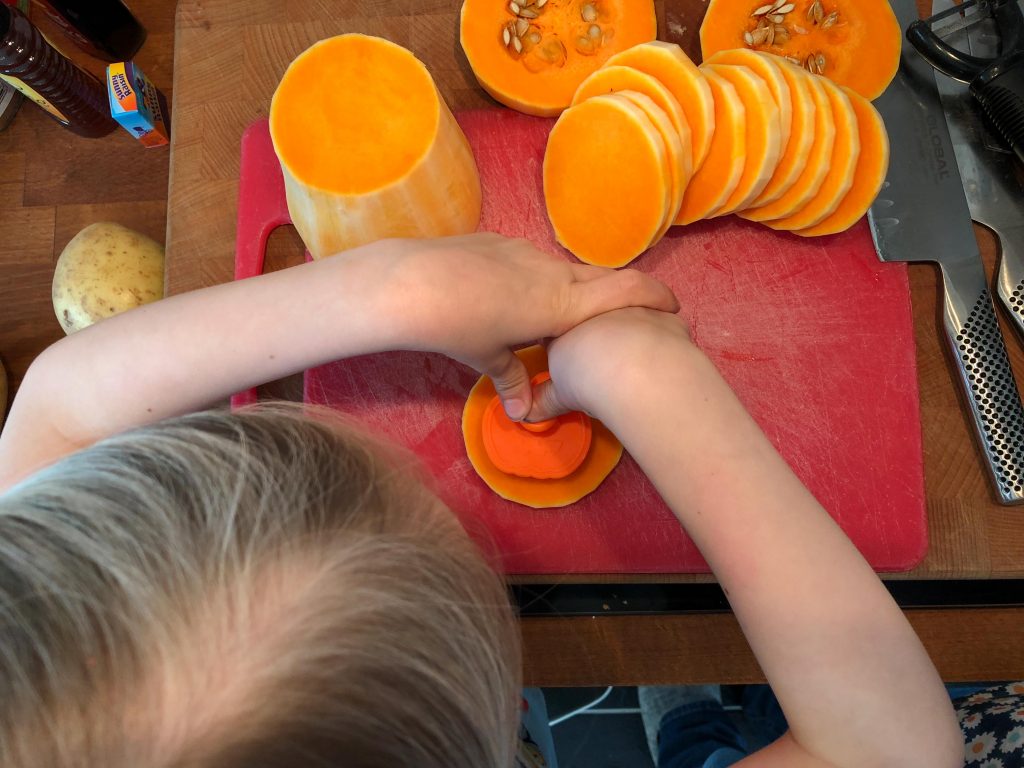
{"left": 807, "top": 0, "right": 823, "bottom": 22}
{"left": 519, "top": 6, "right": 539, "bottom": 18}
{"left": 751, "top": 25, "right": 770, "bottom": 44}
{"left": 792, "top": 23, "right": 809, "bottom": 33}
{"left": 536, "top": 0, "right": 547, "bottom": 6}
{"left": 515, "top": 17, "right": 529, "bottom": 36}
{"left": 527, "top": 30, "right": 542, "bottom": 44}
{"left": 581, "top": 3, "right": 598, "bottom": 22}
{"left": 806, "top": 53, "right": 818, "bottom": 73}
{"left": 785, "top": 55, "right": 802, "bottom": 65}
{"left": 776, "top": 2, "right": 795, "bottom": 12}
{"left": 752, "top": 4, "right": 775, "bottom": 16}
{"left": 817, "top": 53, "right": 826, "bottom": 71}
{"left": 588, "top": 23, "right": 601, "bottom": 38}
{"left": 766, "top": 13, "right": 784, "bottom": 23}
{"left": 744, "top": 30, "right": 755, "bottom": 45}
{"left": 503, "top": 25, "right": 512, "bottom": 46}
{"left": 513, "top": 35, "right": 523, "bottom": 53}
{"left": 774, "top": 25, "right": 789, "bottom": 43}
{"left": 765, "top": 23, "right": 775, "bottom": 44}
{"left": 822, "top": 10, "right": 839, "bottom": 28}
{"left": 509, "top": 1, "right": 521, "bottom": 14}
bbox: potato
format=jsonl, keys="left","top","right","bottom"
{"left": 52, "top": 222, "right": 165, "bottom": 334}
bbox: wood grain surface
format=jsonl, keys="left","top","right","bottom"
{"left": 0, "top": 0, "right": 1022, "bottom": 684}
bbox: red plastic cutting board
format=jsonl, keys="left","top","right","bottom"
{"left": 235, "top": 112, "right": 927, "bottom": 575}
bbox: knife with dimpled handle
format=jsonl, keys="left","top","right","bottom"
{"left": 869, "top": 0, "right": 1024, "bottom": 504}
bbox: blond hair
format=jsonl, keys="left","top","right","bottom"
{"left": 0, "top": 406, "right": 521, "bottom": 768}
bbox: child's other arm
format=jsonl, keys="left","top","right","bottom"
{"left": 538, "top": 308, "right": 963, "bottom": 768}
{"left": 0, "top": 234, "right": 676, "bottom": 490}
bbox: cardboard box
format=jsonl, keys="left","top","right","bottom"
{"left": 106, "top": 61, "right": 170, "bottom": 148}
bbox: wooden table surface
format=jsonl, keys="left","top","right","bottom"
{"left": 1, "top": 0, "right": 1022, "bottom": 685}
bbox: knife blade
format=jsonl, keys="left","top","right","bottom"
{"left": 869, "top": 0, "right": 1024, "bottom": 504}
{"left": 933, "top": 0, "right": 1024, "bottom": 344}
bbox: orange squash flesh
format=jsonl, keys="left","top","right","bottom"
{"left": 704, "top": 49, "right": 791, "bottom": 163}
{"left": 606, "top": 41, "right": 716, "bottom": 172}
{"left": 616, "top": 91, "right": 688, "bottom": 238}
{"left": 739, "top": 69, "right": 835, "bottom": 222}
{"left": 270, "top": 35, "right": 481, "bottom": 259}
{"left": 763, "top": 77, "right": 858, "bottom": 231}
{"left": 544, "top": 94, "right": 670, "bottom": 266}
{"left": 796, "top": 87, "right": 889, "bottom": 236}
{"left": 701, "top": 63, "right": 781, "bottom": 217}
{"left": 463, "top": 345, "right": 624, "bottom": 508}
{"left": 699, "top": 0, "right": 901, "bottom": 100}
{"left": 460, "top": 0, "right": 657, "bottom": 117}
{"left": 676, "top": 69, "right": 746, "bottom": 226}
{"left": 572, "top": 64, "right": 693, "bottom": 180}
{"left": 706, "top": 50, "right": 812, "bottom": 207}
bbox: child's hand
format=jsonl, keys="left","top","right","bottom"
{"left": 524, "top": 307, "right": 693, "bottom": 423}
{"left": 374, "top": 234, "right": 678, "bottom": 420}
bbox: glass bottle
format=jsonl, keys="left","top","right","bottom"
{"left": 0, "top": 3, "right": 115, "bottom": 138}
{"left": 30, "top": 0, "right": 146, "bottom": 62}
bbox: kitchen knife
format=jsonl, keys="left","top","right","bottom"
{"left": 933, "top": 0, "right": 1024, "bottom": 345}
{"left": 869, "top": 0, "right": 1024, "bottom": 504}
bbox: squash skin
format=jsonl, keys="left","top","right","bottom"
{"left": 543, "top": 94, "right": 671, "bottom": 267}
{"left": 701, "top": 63, "right": 781, "bottom": 217}
{"left": 676, "top": 69, "right": 746, "bottom": 225}
{"left": 699, "top": 0, "right": 901, "bottom": 100}
{"left": 705, "top": 50, "right": 813, "bottom": 207}
{"left": 606, "top": 41, "right": 716, "bottom": 172}
{"left": 763, "top": 77, "right": 858, "bottom": 231}
{"left": 271, "top": 35, "right": 481, "bottom": 260}
{"left": 460, "top": 0, "right": 657, "bottom": 117}
{"left": 616, "top": 91, "right": 688, "bottom": 240}
{"left": 738, "top": 69, "right": 835, "bottom": 223}
{"left": 795, "top": 86, "right": 889, "bottom": 236}
{"left": 463, "top": 345, "right": 623, "bottom": 509}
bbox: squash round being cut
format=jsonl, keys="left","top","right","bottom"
{"left": 796, "top": 87, "right": 889, "bottom": 236}
{"left": 699, "top": 0, "right": 901, "bottom": 100}
{"left": 739, "top": 69, "right": 835, "bottom": 222}
{"left": 763, "top": 77, "right": 858, "bottom": 231}
{"left": 606, "top": 41, "right": 716, "bottom": 172}
{"left": 700, "top": 63, "right": 781, "bottom": 217}
{"left": 270, "top": 35, "right": 481, "bottom": 259}
{"left": 460, "top": 0, "right": 657, "bottom": 117}
{"left": 705, "top": 50, "right": 811, "bottom": 208}
{"left": 616, "top": 91, "right": 688, "bottom": 238}
{"left": 572, "top": 64, "right": 693, "bottom": 180}
{"left": 677, "top": 69, "right": 746, "bottom": 225}
{"left": 463, "top": 345, "right": 623, "bottom": 508}
{"left": 544, "top": 94, "right": 670, "bottom": 266}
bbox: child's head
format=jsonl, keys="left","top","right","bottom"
{"left": 0, "top": 407, "right": 521, "bottom": 768}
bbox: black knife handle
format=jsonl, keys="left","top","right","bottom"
{"left": 946, "top": 287, "right": 1024, "bottom": 504}
{"left": 971, "top": 52, "right": 1024, "bottom": 165}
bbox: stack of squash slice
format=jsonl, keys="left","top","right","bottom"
{"left": 543, "top": 43, "right": 890, "bottom": 267}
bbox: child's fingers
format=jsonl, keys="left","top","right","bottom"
{"left": 568, "top": 268, "right": 680, "bottom": 323}
{"left": 523, "top": 378, "right": 572, "bottom": 423}
{"left": 483, "top": 349, "right": 533, "bottom": 421}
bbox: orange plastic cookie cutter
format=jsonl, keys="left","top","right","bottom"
{"left": 481, "top": 372, "right": 593, "bottom": 480}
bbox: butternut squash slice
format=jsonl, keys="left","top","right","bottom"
{"left": 572, "top": 64, "right": 693, "bottom": 181}
{"left": 676, "top": 69, "right": 746, "bottom": 225}
{"left": 270, "top": 35, "right": 481, "bottom": 260}
{"left": 704, "top": 49, "right": 791, "bottom": 163}
{"left": 463, "top": 345, "right": 623, "bottom": 508}
{"left": 763, "top": 77, "right": 858, "bottom": 231}
{"left": 704, "top": 50, "right": 812, "bottom": 208}
{"left": 700, "top": 63, "right": 781, "bottom": 217}
{"left": 739, "top": 69, "right": 835, "bottom": 222}
{"left": 460, "top": 0, "right": 657, "bottom": 117}
{"left": 796, "top": 87, "right": 889, "bottom": 236}
{"left": 606, "top": 41, "right": 716, "bottom": 172}
{"left": 616, "top": 90, "right": 688, "bottom": 238}
{"left": 544, "top": 93, "right": 671, "bottom": 266}
{"left": 699, "top": 0, "right": 901, "bottom": 100}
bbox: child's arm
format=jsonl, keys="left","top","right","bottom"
{"left": 537, "top": 308, "right": 963, "bottom": 768}
{"left": 0, "top": 234, "right": 676, "bottom": 491}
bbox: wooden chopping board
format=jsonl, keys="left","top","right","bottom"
{"left": 170, "top": 0, "right": 927, "bottom": 575}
